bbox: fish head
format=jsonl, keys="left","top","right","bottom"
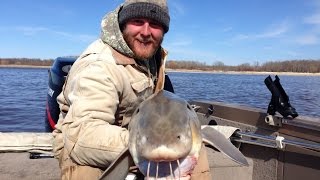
{"left": 128, "top": 90, "right": 203, "bottom": 178}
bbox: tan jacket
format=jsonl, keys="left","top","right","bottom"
{"left": 52, "top": 6, "right": 167, "bottom": 169}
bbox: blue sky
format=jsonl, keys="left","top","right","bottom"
{"left": 1, "top": 0, "right": 320, "bottom": 66}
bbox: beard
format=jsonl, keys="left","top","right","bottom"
{"left": 123, "top": 31, "right": 163, "bottom": 60}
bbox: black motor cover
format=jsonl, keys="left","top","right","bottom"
{"left": 45, "top": 57, "right": 76, "bottom": 132}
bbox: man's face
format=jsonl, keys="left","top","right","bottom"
{"left": 123, "top": 18, "right": 164, "bottom": 60}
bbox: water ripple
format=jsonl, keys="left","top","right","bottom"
{"left": 0, "top": 68, "right": 319, "bottom": 132}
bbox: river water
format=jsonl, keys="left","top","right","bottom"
{"left": 0, "top": 67, "right": 319, "bottom": 132}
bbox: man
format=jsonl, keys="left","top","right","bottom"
{"left": 52, "top": 0, "right": 211, "bottom": 179}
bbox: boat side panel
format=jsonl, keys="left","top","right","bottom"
{"left": 282, "top": 145, "right": 320, "bottom": 180}
{"left": 194, "top": 101, "right": 320, "bottom": 180}
{"left": 193, "top": 101, "right": 320, "bottom": 143}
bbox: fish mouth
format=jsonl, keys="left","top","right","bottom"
{"left": 140, "top": 144, "right": 191, "bottom": 162}
{"left": 137, "top": 155, "right": 197, "bottom": 179}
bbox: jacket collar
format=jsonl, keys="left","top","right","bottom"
{"left": 110, "top": 47, "right": 136, "bottom": 65}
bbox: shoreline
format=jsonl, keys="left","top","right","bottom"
{"left": 166, "top": 68, "right": 320, "bottom": 76}
{"left": 0, "top": 65, "right": 50, "bottom": 69}
{"left": 1, "top": 65, "right": 319, "bottom": 76}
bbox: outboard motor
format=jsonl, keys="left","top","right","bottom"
{"left": 264, "top": 75, "right": 298, "bottom": 118}
{"left": 45, "top": 57, "right": 76, "bottom": 132}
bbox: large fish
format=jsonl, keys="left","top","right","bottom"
{"left": 99, "top": 90, "right": 248, "bottom": 180}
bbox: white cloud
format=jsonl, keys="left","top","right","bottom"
{"left": 222, "top": 27, "right": 233, "bottom": 32}
{"left": 166, "top": 39, "right": 192, "bottom": 47}
{"left": 164, "top": 33, "right": 194, "bottom": 47}
{"left": 164, "top": 37, "right": 216, "bottom": 61}
{"left": 255, "top": 21, "right": 289, "bottom": 38}
{"left": 304, "top": 13, "right": 320, "bottom": 25}
{"left": 167, "top": 47, "right": 217, "bottom": 62}
{"left": 304, "top": 0, "right": 320, "bottom": 25}
{"left": 168, "top": 1, "right": 186, "bottom": 19}
{"left": 15, "top": 26, "right": 48, "bottom": 36}
{"left": 286, "top": 51, "right": 300, "bottom": 57}
{"left": 10, "top": 26, "right": 96, "bottom": 43}
{"left": 53, "top": 30, "right": 97, "bottom": 43}
{"left": 263, "top": 46, "right": 273, "bottom": 50}
{"left": 296, "top": 34, "right": 319, "bottom": 45}
{"left": 231, "top": 21, "right": 289, "bottom": 41}
{"left": 232, "top": 34, "right": 249, "bottom": 41}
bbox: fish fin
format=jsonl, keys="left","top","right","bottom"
{"left": 99, "top": 147, "right": 135, "bottom": 180}
{"left": 201, "top": 126, "right": 249, "bottom": 166}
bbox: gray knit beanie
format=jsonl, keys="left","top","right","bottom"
{"left": 118, "top": 0, "right": 170, "bottom": 33}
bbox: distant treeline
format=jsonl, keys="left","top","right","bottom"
{"left": 1, "top": 58, "right": 320, "bottom": 73}
{"left": 0, "top": 58, "right": 53, "bottom": 66}
{"left": 167, "top": 59, "right": 320, "bottom": 73}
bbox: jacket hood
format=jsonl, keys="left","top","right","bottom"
{"left": 100, "top": 5, "right": 135, "bottom": 58}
